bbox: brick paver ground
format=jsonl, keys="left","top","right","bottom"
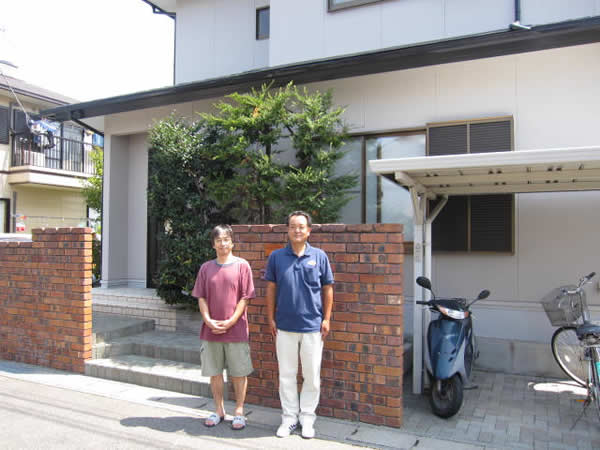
{"left": 402, "top": 370, "right": 600, "bottom": 449}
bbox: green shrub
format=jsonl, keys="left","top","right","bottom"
{"left": 148, "top": 83, "right": 358, "bottom": 306}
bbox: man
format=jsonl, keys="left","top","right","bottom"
{"left": 192, "top": 224, "right": 255, "bottom": 430}
{"left": 265, "top": 211, "right": 334, "bottom": 439}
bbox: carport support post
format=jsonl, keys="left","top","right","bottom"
{"left": 411, "top": 189, "right": 426, "bottom": 394}
{"left": 411, "top": 191, "right": 447, "bottom": 395}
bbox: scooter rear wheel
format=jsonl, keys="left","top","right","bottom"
{"left": 430, "top": 374, "right": 464, "bottom": 418}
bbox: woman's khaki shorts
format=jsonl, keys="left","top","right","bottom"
{"left": 200, "top": 340, "right": 253, "bottom": 377}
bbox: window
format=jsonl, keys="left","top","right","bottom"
{"left": 328, "top": 0, "right": 385, "bottom": 12}
{"left": 366, "top": 133, "right": 425, "bottom": 241}
{"left": 334, "top": 137, "right": 363, "bottom": 224}
{"left": 336, "top": 132, "right": 426, "bottom": 241}
{"left": 428, "top": 117, "right": 514, "bottom": 253}
{"left": 0, "top": 106, "right": 8, "bottom": 144}
{"left": 256, "top": 7, "right": 270, "bottom": 40}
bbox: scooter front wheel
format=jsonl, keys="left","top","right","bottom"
{"left": 430, "top": 374, "right": 464, "bottom": 418}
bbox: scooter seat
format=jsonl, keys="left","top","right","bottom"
{"left": 576, "top": 322, "right": 600, "bottom": 340}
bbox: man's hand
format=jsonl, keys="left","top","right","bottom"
{"left": 214, "top": 318, "right": 233, "bottom": 331}
{"left": 321, "top": 319, "right": 330, "bottom": 339}
{"left": 268, "top": 319, "right": 277, "bottom": 338}
{"left": 205, "top": 318, "right": 227, "bottom": 335}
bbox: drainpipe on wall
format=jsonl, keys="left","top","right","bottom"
{"left": 510, "top": 0, "right": 532, "bottom": 31}
{"left": 140, "top": 0, "right": 175, "bottom": 19}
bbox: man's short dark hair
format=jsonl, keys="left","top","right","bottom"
{"left": 286, "top": 211, "right": 312, "bottom": 227}
{"left": 211, "top": 224, "right": 233, "bottom": 245}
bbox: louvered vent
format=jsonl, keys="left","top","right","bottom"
{"left": 470, "top": 121, "right": 512, "bottom": 154}
{"left": 428, "top": 124, "right": 467, "bottom": 155}
{"left": 428, "top": 118, "right": 514, "bottom": 252}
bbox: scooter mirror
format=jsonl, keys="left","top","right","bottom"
{"left": 416, "top": 276, "right": 432, "bottom": 291}
{"left": 477, "top": 289, "right": 490, "bottom": 300}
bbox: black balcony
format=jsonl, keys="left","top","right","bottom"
{"left": 11, "top": 133, "right": 96, "bottom": 175}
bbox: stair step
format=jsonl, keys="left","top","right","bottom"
{"left": 85, "top": 355, "right": 225, "bottom": 399}
{"left": 93, "top": 312, "right": 155, "bottom": 344}
{"left": 92, "top": 330, "right": 201, "bottom": 364}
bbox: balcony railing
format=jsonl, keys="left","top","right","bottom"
{"left": 11, "top": 133, "right": 96, "bottom": 175}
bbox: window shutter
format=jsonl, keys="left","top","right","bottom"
{"left": 432, "top": 196, "right": 468, "bottom": 251}
{"left": 428, "top": 124, "right": 467, "bottom": 155}
{"left": 470, "top": 121, "right": 512, "bottom": 153}
{"left": 470, "top": 194, "right": 513, "bottom": 251}
{"left": 13, "top": 110, "right": 28, "bottom": 134}
{"left": 0, "top": 106, "right": 8, "bottom": 144}
{"left": 428, "top": 118, "right": 513, "bottom": 252}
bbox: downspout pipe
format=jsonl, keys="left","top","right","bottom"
{"left": 510, "top": 0, "right": 532, "bottom": 30}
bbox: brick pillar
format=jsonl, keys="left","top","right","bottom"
{"left": 233, "top": 223, "right": 404, "bottom": 427}
{"left": 0, "top": 228, "right": 93, "bottom": 373}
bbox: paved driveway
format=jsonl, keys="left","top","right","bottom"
{"left": 402, "top": 369, "right": 600, "bottom": 449}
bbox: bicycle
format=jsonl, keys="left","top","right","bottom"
{"left": 542, "top": 272, "right": 600, "bottom": 420}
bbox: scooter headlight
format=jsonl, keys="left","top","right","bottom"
{"left": 438, "top": 305, "right": 469, "bottom": 320}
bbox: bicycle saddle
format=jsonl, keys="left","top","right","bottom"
{"left": 576, "top": 322, "right": 600, "bottom": 339}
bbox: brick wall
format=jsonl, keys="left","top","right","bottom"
{"left": 233, "top": 223, "right": 404, "bottom": 428}
{"left": 0, "top": 228, "right": 93, "bottom": 373}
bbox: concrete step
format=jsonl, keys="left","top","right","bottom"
{"left": 92, "top": 312, "right": 155, "bottom": 344}
{"left": 93, "top": 330, "right": 201, "bottom": 365}
{"left": 84, "top": 355, "right": 225, "bottom": 399}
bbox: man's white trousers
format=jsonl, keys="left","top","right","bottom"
{"left": 276, "top": 330, "right": 323, "bottom": 425}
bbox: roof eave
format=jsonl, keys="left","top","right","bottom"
{"left": 41, "top": 16, "right": 600, "bottom": 122}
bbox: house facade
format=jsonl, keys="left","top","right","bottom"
{"left": 42, "top": 0, "right": 600, "bottom": 376}
{"left": 0, "top": 75, "right": 100, "bottom": 233}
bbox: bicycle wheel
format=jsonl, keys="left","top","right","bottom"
{"left": 551, "top": 326, "right": 586, "bottom": 386}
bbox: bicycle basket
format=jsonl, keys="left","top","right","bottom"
{"left": 541, "top": 285, "right": 584, "bottom": 327}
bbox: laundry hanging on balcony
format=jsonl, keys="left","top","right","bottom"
{"left": 30, "top": 119, "right": 60, "bottom": 149}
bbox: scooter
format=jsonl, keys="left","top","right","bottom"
{"left": 416, "top": 276, "right": 490, "bottom": 418}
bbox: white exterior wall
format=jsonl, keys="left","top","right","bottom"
{"left": 270, "top": 0, "right": 600, "bottom": 67}
{"left": 175, "top": 0, "right": 269, "bottom": 84}
{"left": 101, "top": 133, "right": 149, "bottom": 288}
{"left": 173, "top": 0, "right": 600, "bottom": 81}
{"left": 103, "top": 42, "right": 600, "bottom": 374}
{"left": 127, "top": 134, "right": 149, "bottom": 286}
{"left": 309, "top": 42, "right": 600, "bottom": 332}
{"left": 103, "top": 135, "right": 129, "bottom": 286}
{"left": 270, "top": 0, "right": 514, "bottom": 67}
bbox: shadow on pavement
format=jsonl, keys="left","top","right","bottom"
{"left": 121, "top": 415, "right": 273, "bottom": 439}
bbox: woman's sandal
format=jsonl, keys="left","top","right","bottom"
{"left": 204, "top": 412, "right": 224, "bottom": 427}
{"left": 231, "top": 415, "right": 246, "bottom": 430}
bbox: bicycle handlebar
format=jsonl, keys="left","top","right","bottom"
{"left": 563, "top": 272, "right": 597, "bottom": 295}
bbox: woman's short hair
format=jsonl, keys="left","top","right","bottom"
{"left": 286, "top": 211, "right": 312, "bottom": 227}
{"left": 211, "top": 224, "right": 233, "bottom": 245}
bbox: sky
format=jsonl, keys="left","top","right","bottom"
{"left": 0, "top": 0, "right": 174, "bottom": 102}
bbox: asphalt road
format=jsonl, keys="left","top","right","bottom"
{"left": 0, "top": 376, "right": 367, "bottom": 450}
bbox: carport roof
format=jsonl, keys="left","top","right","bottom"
{"left": 368, "top": 146, "right": 600, "bottom": 196}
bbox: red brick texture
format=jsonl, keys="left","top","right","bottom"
{"left": 233, "top": 223, "right": 404, "bottom": 428}
{"left": 0, "top": 228, "right": 93, "bottom": 373}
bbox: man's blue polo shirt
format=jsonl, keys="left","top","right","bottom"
{"left": 264, "top": 242, "right": 334, "bottom": 333}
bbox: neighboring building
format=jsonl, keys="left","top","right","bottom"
{"left": 41, "top": 0, "right": 600, "bottom": 377}
{"left": 0, "top": 75, "right": 101, "bottom": 233}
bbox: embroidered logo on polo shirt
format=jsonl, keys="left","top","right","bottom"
{"left": 307, "top": 260, "right": 317, "bottom": 266}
